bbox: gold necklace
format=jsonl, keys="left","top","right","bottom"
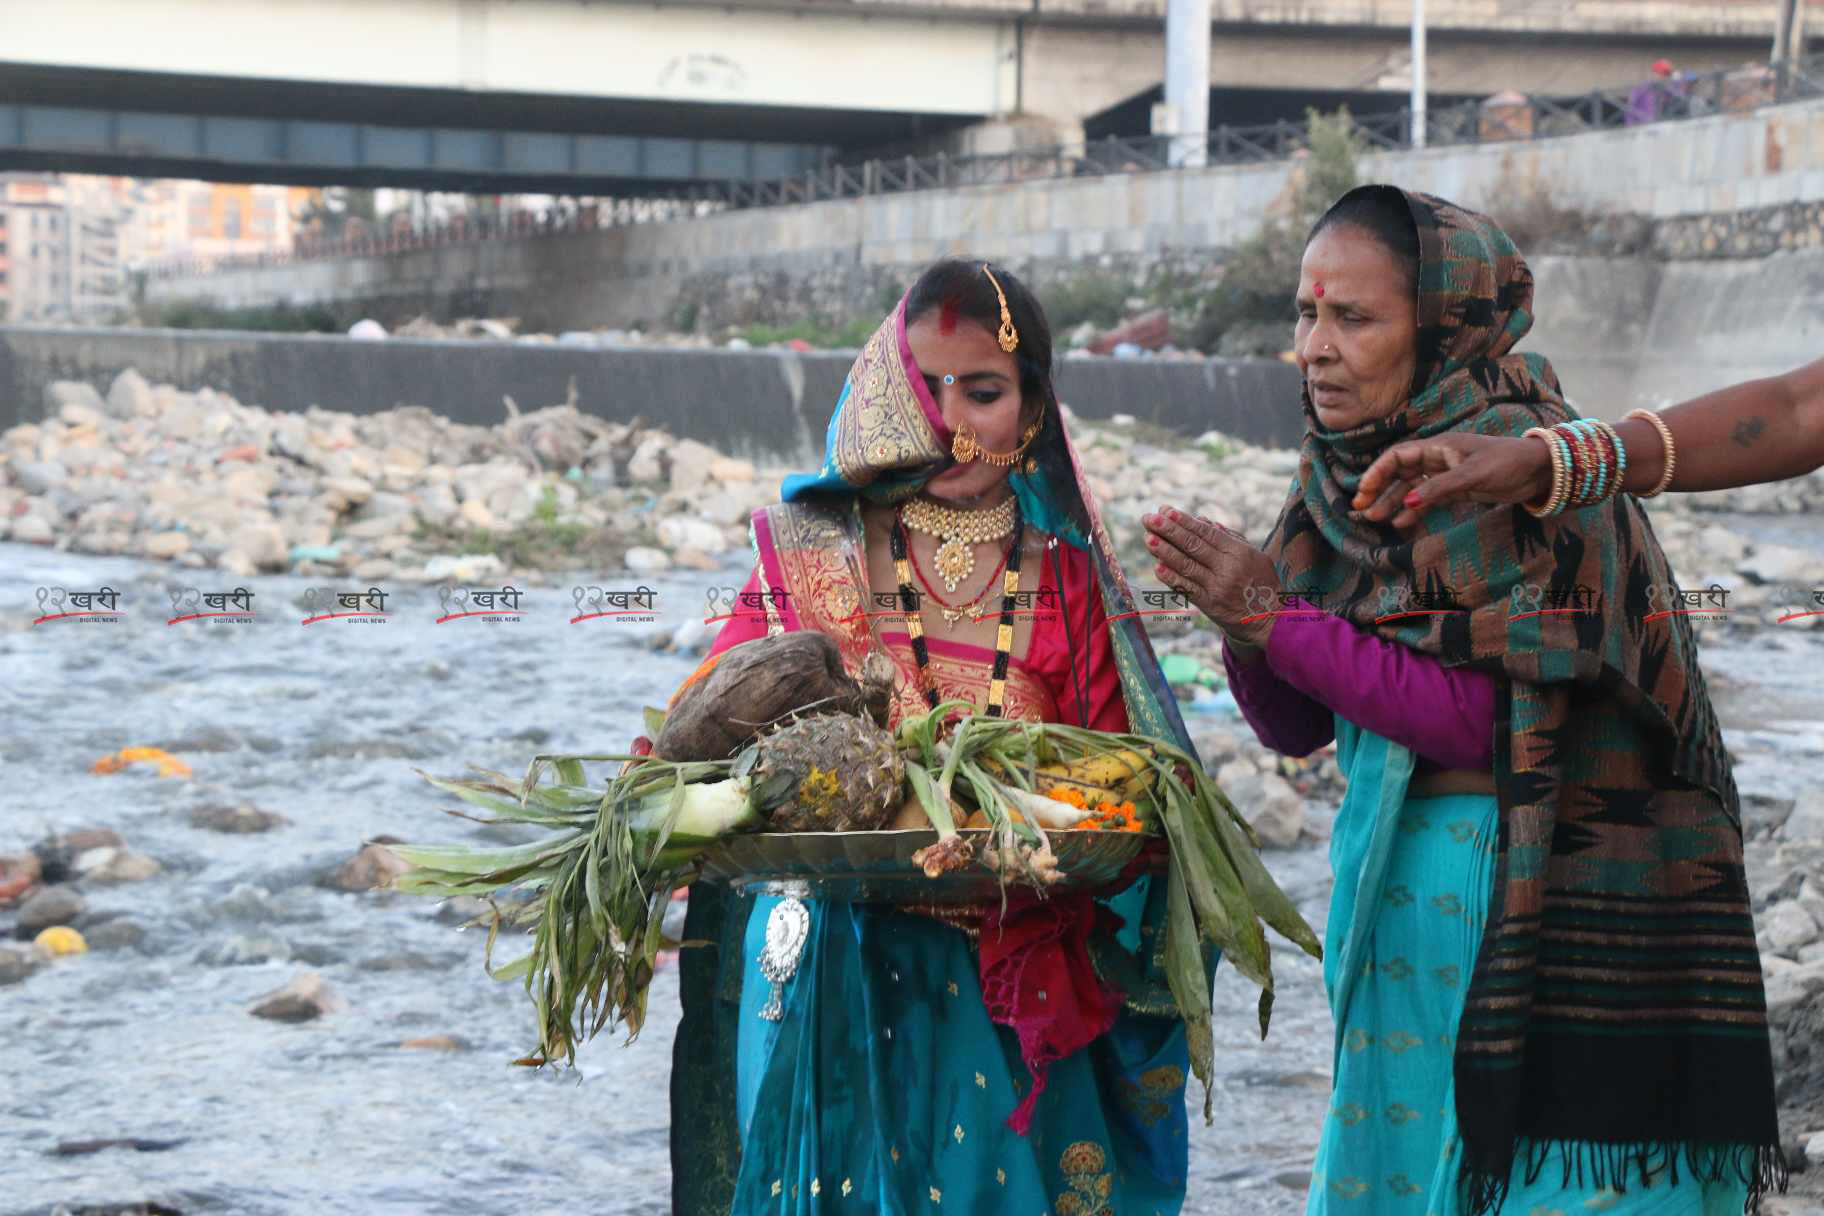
{"left": 900, "top": 495, "right": 1017, "bottom": 593}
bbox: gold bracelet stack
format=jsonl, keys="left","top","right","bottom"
{"left": 1521, "top": 419, "right": 1628, "bottom": 517}
{"left": 1522, "top": 427, "right": 1569, "bottom": 517}
{"left": 1623, "top": 408, "right": 1677, "bottom": 498}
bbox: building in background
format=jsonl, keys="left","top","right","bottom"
{"left": 0, "top": 174, "right": 318, "bottom": 323}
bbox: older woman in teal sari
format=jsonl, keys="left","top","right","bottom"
{"left": 666, "top": 259, "right": 1212, "bottom": 1215}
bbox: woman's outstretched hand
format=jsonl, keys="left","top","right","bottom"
{"left": 1141, "top": 508, "right": 1280, "bottom": 650}
{"left": 1352, "top": 433, "right": 1554, "bottom": 529}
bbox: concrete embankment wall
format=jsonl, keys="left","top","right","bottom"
{"left": 145, "top": 98, "right": 1824, "bottom": 334}
{"left": 0, "top": 326, "right": 1305, "bottom": 461}
{"left": 1528, "top": 248, "right": 1824, "bottom": 414}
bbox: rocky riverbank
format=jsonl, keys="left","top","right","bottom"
{"left": 3, "top": 373, "right": 1824, "bottom": 1211}
{"left": 10, "top": 369, "right": 1824, "bottom": 620}
{"left": 0, "top": 371, "right": 781, "bottom": 586}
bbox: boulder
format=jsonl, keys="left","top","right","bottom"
{"left": 189, "top": 802, "right": 290, "bottom": 834}
{"left": 1740, "top": 543, "right": 1814, "bottom": 586}
{"left": 11, "top": 460, "right": 68, "bottom": 495}
{"left": 399, "top": 1034, "right": 469, "bottom": 1052}
{"left": 15, "top": 885, "right": 86, "bottom": 938}
{"left": 1761, "top": 900, "right": 1821, "bottom": 956}
{"left": 144, "top": 531, "right": 191, "bottom": 559}
{"left": 624, "top": 546, "right": 673, "bottom": 575}
{"left": 59, "top": 400, "right": 108, "bottom": 429}
{"left": 0, "top": 852, "right": 42, "bottom": 904}
{"left": 323, "top": 842, "right": 411, "bottom": 892}
{"left": 0, "top": 945, "right": 42, "bottom": 986}
{"left": 86, "top": 852, "right": 162, "bottom": 884}
{"left": 250, "top": 970, "right": 345, "bottom": 1021}
{"left": 1764, "top": 960, "right": 1824, "bottom": 1016}
{"left": 224, "top": 521, "right": 289, "bottom": 573}
{"left": 106, "top": 368, "right": 155, "bottom": 419}
{"left": 9, "top": 510, "right": 54, "bottom": 545}
{"left": 46, "top": 380, "right": 107, "bottom": 418}
{"left": 1786, "top": 792, "right": 1824, "bottom": 843}
{"left": 656, "top": 515, "right": 729, "bottom": 554}
{"left": 1245, "top": 773, "right": 1306, "bottom": 849}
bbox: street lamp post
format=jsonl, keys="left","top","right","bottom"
{"left": 1411, "top": 0, "right": 1428, "bottom": 149}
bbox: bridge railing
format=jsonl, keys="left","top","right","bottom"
{"left": 146, "top": 51, "right": 1824, "bottom": 281}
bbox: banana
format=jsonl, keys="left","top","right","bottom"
{"left": 1035, "top": 746, "right": 1157, "bottom": 801}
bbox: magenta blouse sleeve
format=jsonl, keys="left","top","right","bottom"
{"left": 1222, "top": 599, "right": 1496, "bottom": 770}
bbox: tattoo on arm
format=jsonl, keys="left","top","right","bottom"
{"left": 1732, "top": 416, "right": 1767, "bottom": 448}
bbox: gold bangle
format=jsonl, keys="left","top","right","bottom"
{"left": 1624, "top": 408, "right": 1676, "bottom": 498}
{"left": 1521, "top": 427, "right": 1568, "bottom": 517}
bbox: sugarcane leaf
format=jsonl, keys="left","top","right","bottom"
{"left": 1165, "top": 854, "right": 1215, "bottom": 1123}
{"left": 415, "top": 771, "right": 537, "bottom": 819}
{"left": 556, "top": 758, "right": 586, "bottom": 786}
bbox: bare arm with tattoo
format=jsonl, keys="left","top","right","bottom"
{"left": 1349, "top": 356, "right": 1824, "bottom": 528}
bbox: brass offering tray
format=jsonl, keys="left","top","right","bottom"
{"left": 696, "top": 829, "right": 1167, "bottom": 904}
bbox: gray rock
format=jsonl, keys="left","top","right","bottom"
{"left": 1808, "top": 1130, "right": 1824, "bottom": 1170}
{"left": 11, "top": 460, "right": 68, "bottom": 495}
{"left": 106, "top": 368, "right": 154, "bottom": 419}
{"left": 1762, "top": 900, "right": 1822, "bottom": 956}
{"left": 1787, "top": 792, "right": 1824, "bottom": 843}
{"left": 1764, "top": 961, "right": 1824, "bottom": 1015}
{"left": 321, "top": 842, "right": 410, "bottom": 892}
{"left": 46, "top": 380, "right": 106, "bottom": 417}
{"left": 1740, "top": 543, "right": 1815, "bottom": 586}
{"left": 87, "top": 852, "right": 162, "bottom": 883}
{"left": 433, "top": 896, "right": 493, "bottom": 926}
{"left": 189, "top": 802, "right": 290, "bottom": 834}
{"left": 623, "top": 545, "right": 673, "bottom": 575}
{"left": 9, "top": 510, "right": 54, "bottom": 545}
{"left": 250, "top": 970, "right": 345, "bottom": 1021}
{"left": 0, "top": 945, "right": 42, "bottom": 985}
{"left": 15, "top": 885, "right": 86, "bottom": 938}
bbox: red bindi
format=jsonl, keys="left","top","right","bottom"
{"left": 938, "top": 299, "right": 961, "bottom": 335}
{"left": 1314, "top": 283, "right": 1325, "bottom": 298}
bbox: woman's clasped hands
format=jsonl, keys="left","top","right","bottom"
{"left": 1141, "top": 507, "right": 1281, "bottom": 653}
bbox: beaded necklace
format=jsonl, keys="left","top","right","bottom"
{"left": 904, "top": 521, "right": 1014, "bottom": 627}
{"left": 890, "top": 496, "right": 1024, "bottom": 717}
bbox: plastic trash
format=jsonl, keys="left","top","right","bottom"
{"left": 289, "top": 543, "right": 343, "bottom": 564}
{"left": 1160, "top": 654, "right": 1205, "bottom": 686}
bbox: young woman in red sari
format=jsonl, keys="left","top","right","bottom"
{"left": 666, "top": 259, "right": 1209, "bottom": 1215}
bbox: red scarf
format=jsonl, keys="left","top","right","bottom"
{"left": 978, "top": 893, "right": 1124, "bottom": 1133}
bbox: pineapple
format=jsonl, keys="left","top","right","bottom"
{"left": 744, "top": 712, "right": 906, "bottom": 832}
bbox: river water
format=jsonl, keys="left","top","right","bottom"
{"left": 4, "top": 541, "right": 1819, "bottom": 1216}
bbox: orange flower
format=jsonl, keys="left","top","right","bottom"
{"left": 1046, "top": 786, "right": 1088, "bottom": 810}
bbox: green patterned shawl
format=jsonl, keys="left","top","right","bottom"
{"left": 1263, "top": 187, "right": 1784, "bottom": 1212}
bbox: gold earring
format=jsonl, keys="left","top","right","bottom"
{"left": 981, "top": 265, "right": 1019, "bottom": 354}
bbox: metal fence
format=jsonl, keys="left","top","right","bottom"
{"left": 148, "top": 51, "right": 1824, "bottom": 281}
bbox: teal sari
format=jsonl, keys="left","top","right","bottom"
{"left": 1309, "top": 717, "right": 1749, "bottom": 1216}
{"left": 670, "top": 294, "right": 1211, "bottom": 1214}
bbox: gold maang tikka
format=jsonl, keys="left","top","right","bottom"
{"left": 981, "top": 264, "right": 1020, "bottom": 355}
{"left": 950, "top": 264, "right": 1041, "bottom": 471}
